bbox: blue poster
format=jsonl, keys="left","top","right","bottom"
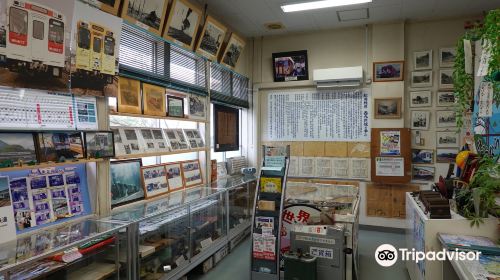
{"left": 473, "top": 81, "right": 500, "bottom": 157}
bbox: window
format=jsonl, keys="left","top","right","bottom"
{"left": 48, "top": 19, "right": 64, "bottom": 44}
{"left": 93, "top": 37, "right": 102, "bottom": 53}
{"left": 104, "top": 35, "right": 115, "bottom": 56}
{"left": 32, "top": 20, "right": 44, "bottom": 40}
{"left": 78, "top": 25, "right": 91, "bottom": 49}
{"left": 170, "top": 44, "right": 207, "bottom": 89}
{"left": 9, "top": 7, "right": 28, "bottom": 35}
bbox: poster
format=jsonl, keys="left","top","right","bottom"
{"left": 350, "top": 158, "right": 369, "bottom": 179}
{"left": 0, "top": 176, "right": 16, "bottom": 243}
{"left": 380, "top": 131, "right": 401, "bottom": 156}
{"left": 375, "top": 157, "right": 404, "bottom": 176}
{"left": 267, "top": 90, "right": 370, "bottom": 141}
{"left": 252, "top": 233, "right": 276, "bottom": 261}
{"left": 74, "top": 96, "right": 98, "bottom": 130}
{"left": 478, "top": 82, "right": 493, "bottom": 117}
{"left": 473, "top": 81, "right": 500, "bottom": 157}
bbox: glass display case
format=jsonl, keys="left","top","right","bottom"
{"left": 0, "top": 219, "right": 128, "bottom": 280}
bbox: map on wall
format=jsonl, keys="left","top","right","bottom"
{"left": 267, "top": 89, "right": 370, "bottom": 141}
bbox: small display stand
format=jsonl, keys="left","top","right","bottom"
{"left": 250, "top": 145, "right": 290, "bottom": 280}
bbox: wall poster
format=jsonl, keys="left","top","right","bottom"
{"left": 267, "top": 90, "right": 370, "bottom": 141}
{"left": 473, "top": 81, "right": 500, "bottom": 157}
{"left": 375, "top": 157, "right": 404, "bottom": 177}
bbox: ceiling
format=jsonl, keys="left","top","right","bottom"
{"left": 194, "top": 0, "right": 500, "bottom": 37}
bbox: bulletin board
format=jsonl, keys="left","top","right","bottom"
{"left": 370, "top": 128, "right": 411, "bottom": 183}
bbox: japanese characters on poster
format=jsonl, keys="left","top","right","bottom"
{"left": 375, "top": 157, "right": 404, "bottom": 177}
{"left": 267, "top": 90, "right": 370, "bottom": 141}
{"left": 380, "top": 131, "right": 401, "bottom": 156}
{"left": 473, "top": 81, "right": 500, "bottom": 157}
{"left": 280, "top": 205, "right": 321, "bottom": 254}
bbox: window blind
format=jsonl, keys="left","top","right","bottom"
{"left": 210, "top": 63, "right": 250, "bottom": 108}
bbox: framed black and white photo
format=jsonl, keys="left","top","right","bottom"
{"left": 221, "top": 33, "right": 246, "bottom": 69}
{"left": 437, "top": 91, "right": 456, "bottom": 107}
{"left": 413, "top": 50, "right": 432, "bottom": 70}
{"left": 374, "top": 98, "right": 401, "bottom": 119}
{"left": 151, "top": 129, "right": 170, "bottom": 152}
{"left": 196, "top": 16, "right": 227, "bottom": 61}
{"left": 120, "top": 128, "right": 144, "bottom": 155}
{"left": 436, "top": 110, "right": 456, "bottom": 128}
{"left": 84, "top": 131, "right": 115, "bottom": 158}
{"left": 411, "top": 71, "right": 433, "bottom": 87}
{"left": 439, "top": 47, "right": 457, "bottom": 68}
{"left": 411, "top": 111, "right": 430, "bottom": 130}
{"left": 373, "top": 61, "right": 404, "bottom": 82}
{"left": 436, "top": 131, "right": 459, "bottom": 148}
{"left": 163, "top": 0, "right": 202, "bottom": 49}
{"left": 439, "top": 69, "right": 454, "bottom": 89}
{"left": 121, "top": 0, "right": 169, "bottom": 35}
{"left": 188, "top": 95, "right": 207, "bottom": 120}
{"left": 410, "top": 91, "right": 432, "bottom": 107}
{"left": 183, "top": 129, "right": 205, "bottom": 148}
{"left": 272, "top": 50, "right": 309, "bottom": 82}
{"left": 164, "top": 129, "right": 189, "bottom": 150}
{"left": 111, "top": 159, "right": 144, "bottom": 207}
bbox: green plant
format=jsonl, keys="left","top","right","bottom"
{"left": 482, "top": 9, "right": 500, "bottom": 106}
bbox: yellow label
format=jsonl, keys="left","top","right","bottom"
{"left": 260, "top": 177, "right": 282, "bottom": 193}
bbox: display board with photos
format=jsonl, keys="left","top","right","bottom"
{"left": 183, "top": 129, "right": 205, "bottom": 149}
{"left": 181, "top": 160, "right": 203, "bottom": 188}
{"left": 0, "top": 164, "right": 91, "bottom": 233}
{"left": 164, "top": 129, "right": 190, "bottom": 151}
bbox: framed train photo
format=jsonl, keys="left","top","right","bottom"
{"left": 272, "top": 50, "right": 308, "bottom": 82}
{"left": 142, "top": 83, "right": 166, "bottom": 117}
{"left": 196, "top": 16, "right": 227, "bottom": 61}
{"left": 118, "top": 77, "right": 142, "bottom": 114}
{"left": 163, "top": 0, "right": 202, "bottom": 49}
{"left": 221, "top": 33, "right": 246, "bottom": 69}
{"left": 121, "top": 0, "right": 169, "bottom": 35}
{"left": 82, "top": 0, "right": 121, "bottom": 16}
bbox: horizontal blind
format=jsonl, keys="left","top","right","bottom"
{"left": 210, "top": 63, "right": 250, "bottom": 108}
{"left": 170, "top": 44, "right": 207, "bottom": 90}
{"left": 210, "top": 63, "right": 231, "bottom": 96}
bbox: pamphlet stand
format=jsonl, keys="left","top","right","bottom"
{"left": 250, "top": 145, "right": 290, "bottom": 280}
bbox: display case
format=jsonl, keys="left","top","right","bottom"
{"left": 0, "top": 219, "right": 129, "bottom": 280}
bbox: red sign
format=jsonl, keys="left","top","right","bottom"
{"left": 9, "top": 32, "right": 27, "bottom": 46}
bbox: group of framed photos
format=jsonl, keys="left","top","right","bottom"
{"left": 411, "top": 48, "right": 456, "bottom": 88}
{"left": 118, "top": 77, "right": 207, "bottom": 120}
{"left": 110, "top": 159, "right": 203, "bottom": 207}
{"left": 0, "top": 131, "right": 115, "bottom": 168}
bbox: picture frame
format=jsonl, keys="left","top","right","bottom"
{"left": 411, "top": 111, "right": 430, "bottom": 130}
{"left": 141, "top": 164, "right": 169, "bottom": 199}
{"left": 142, "top": 83, "right": 166, "bottom": 117}
{"left": 118, "top": 77, "right": 142, "bottom": 114}
{"left": 163, "top": 0, "right": 202, "bottom": 49}
{"left": 411, "top": 149, "right": 434, "bottom": 164}
{"left": 437, "top": 91, "right": 456, "bottom": 107}
{"left": 83, "top": 0, "right": 121, "bottom": 16}
{"left": 0, "top": 132, "right": 38, "bottom": 168}
{"left": 181, "top": 160, "right": 203, "bottom": 188}
{"left": 139, "top": 128, "right": 157, "bottom": 153}
{"left": 121, "top": 0, "right": 169, "bottom": 35}
{"left": 439, "top": 47, "right": 457, "bottom": 68}
{"left": 37, "top": 132, "right": 85, "bottom": 163}
{"left": 436, "top": 110, "right": 456, "bottom": 128}
{"left": 410, "top": 90, "right": 432, "bottom": 107}
{"left": 374, "top": 98, "right": 402, "bottom": 119}
{"left": 188, "top": 94, "right": 207, "bottom": 120}
{"left": 436, "top": 148, "right": 459, "bottom": 163}
{"left": 196, "top": 16, "right": 227, "bottom": 61}
{"left": 167, "top": 96, "right": 185, "bottom": 118}
{"left": 121, "top": 128, "right": 144, "bottom": 154}
{"left": 221, "top": 33, "right": 246, "bottom": 69}
{"left": 151, "top": 129, "right": 170, "bottom": 152}
{"left": 165, "top": 162, "right": 184, "bottom": 192}
{"left": 111, "top": 159, "right": 144, "bottom": 207}
{"left": 164, "top": 129, "right": 189, "bottom": 150}
{"left": 413, "top": 50, "right": 433, "bottom": 70}
{"left": 411, "top": 71, "right": 433, "bottom": 87}
{"left": 412, "top": 165, "right": 435, "bottom": 182}
{"left": 84, "top": 131, "right": 115, "bottom": 158}
{"left": 439, "top": 69, "right": 454, "bottom": 89}
{"left": 272, "top": 50, "right": 309, "bottom": 82}
{"left": 436, "top": 131, "right": 459, "bottom": 148}
{"left": 183, "top": 128, "right": 205, "bottom": 148}
{"left": 214, "top": 104, "right": 239, "bottom": 152}
{"left": 373, "top": 61, "right": 404, "bottom": 82}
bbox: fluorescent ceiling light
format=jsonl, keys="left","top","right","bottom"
{"left": 281, "top": 0, "right": 372, "bottom": 12}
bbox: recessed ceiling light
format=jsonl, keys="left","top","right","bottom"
{"left": 281, "top": 0, "right": 372, "bottom": 13}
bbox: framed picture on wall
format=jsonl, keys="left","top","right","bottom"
{"left": 111, "top": 159, "right": 144, "bottom": 207}
{"left": 196, "top": 16, "right": 227, "bottom": 61}
{"left": 163, "top": 0, "right": 202, "bottom": 49}
{"left": 413, "top": 50, "right": 433, "bottom": 70}
{"left": 437, "top": 91, "right": 456, "bottom": 107}
{"left": 221, "top": 33, "right": 246, "bottom": 69}
{"left": 411, "top": 149, "right": 434, "bottom": 164}
{"left": 374, "top": 98, "right": 402, "bottom": 119}
{"left": 165, "top": 162, "right": 184, "bottom": 191}
{"left": 410, "top": 111, "right": 430, "bottom": 130}
{"left": 411, "top": 71, "right": 433, "bottom": 87}
{"left": 142, "top": 83, "right": 166, "bottom": 117}
{"left": 409, "top": 90, "right": 432, "bottom": 107}
{"left": 121, "top": 0, "right": 169, "bottom": 35}
{"left": 373, "top": 61, "right": 404, "bottom": 82}
{"left": 436, "top": 131, "right": 459, "bottom": 148}
{"left": 272, "top": 50, "right": 309, "bottom": 82}
{"left": 188, "top": 95, "right": 207, "bottom": 120}
{"left": 167, "top": 96, "right": 185, "bottom": 118}
{"left": 181, "top": 160, "right": 203, "bottom": 188}
{"left": 83, "top": 0, "right": 121, "bottom": 15}
{"left": 436, "top": 148, "right": 459, "bottom": 163}
{"left": 214, "top": 104, "right": 239, "bottom": 152}
{"left": 436, "top": 110, "right": 456, "bottom": 127}
{"left": 0, "top": 132, "right": 38, "bottom": 167}
{"left": 84, "top": 131, "right": 115, "bottom": 158}
{"left": 412, "top": 165, "right": 435, "bottom": 182}
{"left": 439, "top": 47, "right": 457, "bottom": 68}
{"left": 37, "top": 132, "right": 84, "bottom": 163}
{"left": 118, "top": 77, "right": 142, "bottom": 114}
{"left": 439, "top": 69, "right": 454, "bottom": 89}
{"left": 141, "top": 164, "right": 169, "bottom": 199}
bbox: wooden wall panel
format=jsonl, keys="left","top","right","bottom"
{"left": 366, "top": 183, "right": 420, "bottom": 219}
{"left": 324, "top": 142, "right": 348, "bottom": 157}
{"left": 348, "top": 142, "right": 371, "bottom": 158}
{"left": 303, "top": 142, "right": 325, "bottom": 157}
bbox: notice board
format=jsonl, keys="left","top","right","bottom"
{"left": 370, "top": 128, "right": 411, "bottom": 183}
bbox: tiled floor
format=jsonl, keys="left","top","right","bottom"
{"left": 190, "top": 229, "right": 410, "bottom": 280}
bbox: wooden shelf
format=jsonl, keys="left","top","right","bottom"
{"left": 109, "top": 111, "right": 208, "bottom": 123}
{"left": 114, "top": 147, "right": 208, "bottom": 159}
{"left": 0, "top": 159, "right": 104, "bottom": 172}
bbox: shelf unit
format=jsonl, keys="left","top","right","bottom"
{"left": 0, "top": 158, "right": 104, "bottom": 172}
{"left": 113, "top": 147, "right": 208, "bottom": 160}
{"left": 110, "top": 111, "right": 208, "bottom": 123}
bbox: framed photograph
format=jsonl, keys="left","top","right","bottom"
{"left": 436, "top": 148, "right": 459, "bottom": 163}
{"left": 214, "top": 104, "right": 239, "bottom": 152}
{"left": 118, "top": 77, "right": 142, "bottom": 115}
{"left": 141, "top": 165, "right": 169, "bottom": 198}
{"left": 410, "top": 91, "right": 432, "bottom": 107}
{"left": 167, "top": 96, "right": 185, "bottom": 118}
{"left": 411, "top": 71, "right": 433, "bottom": 87}
{"left": 436, "top": 131, "right": 459, "bottom": 148}
{"left": 165, "top": 162, "right": 184, "bottom": 191}
{"left": 111, "top": 159, "right": 144, "bottom": 207}
{"left": 411, "top": 111, "right": 430, "bottom": 130}
{"left": 84, "top": 131, "right": 115, "bottom": 158}
{"left": 121, "top": 128, "right": 144, "bottom": 154}
{"left": 38, "top": 132, "right": 84, "bottom": 163}
{"left": 221, "top": 33, "right": 246, "bottom": 69}
{"left": 436, "top": 110, "right": 456, "bottom": 128}
{"left": 163, "top": 0, "right": 202, "bottom": 49}
{"left": 0, "top": 132, "right": 38, "bottom": 167}
{"left": 196, "top": 16, "right": 227, "bottom": 61}
{"left": 373, "top": 61, "right": 404, "bottom": 82}
{"left": 83, "top": 0, "right": 121, "bottom": 15}
{"left": 437, "top": 91, "right": 456, "bottom": 107}
{"left": 142, "top": 83, "right": 166, "bottom": 117}
{"left": 181, "top": 160, "right": 203, "bottom": 188}
{"left": 183, "top": 129, "right": 205, "bottom": 148}
{"left": 121, "top": 0, "right": 168, "bottom": 35}
{"left": 439, "top": 47, "right": 457, "bottom": 68}
{"left": 188, "top": 95, "right": 207, "bottom": 120}
{"left": 412, "top": 165, "right": 435, "bottom": 182}
{"left": 164, "top": 129, "right": 189, "bottom": 150}
{"left": 439, "top": 69, "right": 454, "bottom": 89}
{"left": 374, "top": 98, "right": 402, "bottom": 119}
{"left": 411, "top": 149, "right": 434, "bottom": 164}
{"left": 151, "top": 129, "right": 170, "bottom": 152}
{"left": 272, "top": 50, "right": 309, "bottom": 82}
{"left": 413, "top": 50, "right": 432, "bottom": 70}
{"left": 139, "top": 129, "right": 157, "bottom": 153}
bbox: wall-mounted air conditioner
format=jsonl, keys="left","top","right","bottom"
{"left": 313, "top": 66, "right": 363, "bottom": 88}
